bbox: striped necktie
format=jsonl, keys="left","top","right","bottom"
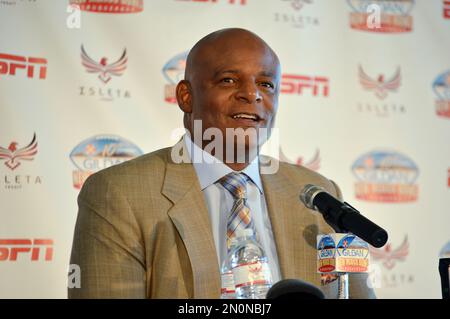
{"left": 218, "top": 172, "right": 258, "bottom": 251}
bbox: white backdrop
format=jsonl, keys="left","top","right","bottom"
{"left": 0, "top": 0, "right": 449, "bottom": 299}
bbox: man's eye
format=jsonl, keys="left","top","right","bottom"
{"left": 221, "top": 78, "right": 235, "bottom": 84}
{"left": 260, "top": 82, "right": 274, "bottom": 89}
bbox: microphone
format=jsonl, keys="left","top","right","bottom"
{"left": 266, "top": 279, "right": 325, "bottom": 299}
{"left": 300, "top": 184, "right": 388, "bottom": 248}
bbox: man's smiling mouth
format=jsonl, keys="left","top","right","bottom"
{"left": 231, "top": 113, "right": 261, "bottom": 122}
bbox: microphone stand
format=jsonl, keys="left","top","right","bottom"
{"left": 337, "top": 273, "right": 349, "bottom": 299}
{"left": 327, "top": 206, "right": 363, "bottom": 299}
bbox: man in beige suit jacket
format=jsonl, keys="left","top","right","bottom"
{"left": 69, "top": 28, "right": 375, "bottom": 299}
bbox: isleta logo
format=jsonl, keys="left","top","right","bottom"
{"left": 162, "top": 52, "right": 188, "bottom": 104}
{"left": 358, "top": 65, "right": 401, "bottom": 100}
{"left": 347, "top": 0, "right": 414, "bottom": 33}
{"left": 352, "top": 150, "right": 419, "bottom": 202}
{"left": 81, "top": 45, "right": 127, "bottom": 84}
{"left": 432, "top": 70, "right": 450, "bottom": 118}
{"left": 79, "top": 45, "right": 130, "bottom": 101}
{"left": 274, "top": 0, "right": 319, "bottom": 29}
{"left": 69, "top": 0, "right": 143, "bottom": 13}
{"left": 0, "top": 133, "right": 42, "bottom": 190}
{"left": 0, "top": 133, "right": 37, "bottom": 171}
{"left": 368, "top": 235, "right": 414, "bottom": 288}
{"left": 284, "top": 0, "right": 313, "bottom": 11}
{"left": 0, "top": 52, "right": 47, "bottom": 80}
{"left": 370, "top": 236, "right": 409, "bottom": 270}
{"left": 70, "top": 134, "right": 143, "bottom": 189}
{"left": 357, "top": 65, "right": 405, "bottom": 117}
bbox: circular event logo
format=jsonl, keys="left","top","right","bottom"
{"left": 336, "top": 235, "right": 369, "bottom": 273}
{"left": 317, "top": 235, "right": 336, "bottom": 273}
{"left": 432, "top": 70, "right": 450, "bottom": 118}
{"left": 70, "top": 135, "right": 143, "bottom": 189}
{"left": 352, "top": 150, "right": 419, "bottom": 202}
{"left": 347, "top": 0, "right": 414, "bottom": 33}
{"left": 162, "top": 52, "right": 188, "bottom": 104}
{"left": 69, "top": 0, "right": 143, "bottom": 13}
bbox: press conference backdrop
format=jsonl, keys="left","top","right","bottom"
{"left": 0, "top": 0, "right": 449, "bottom": 299}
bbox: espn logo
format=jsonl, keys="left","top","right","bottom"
{"left": 281, "top": 74, "right": 329, "bottom": 97}
{"left": 0, "top": 53, "right": 47, "bottom": 79}
{"left": 445, "top": 1, "right": 450, "bottom": 19}
{"left": 0, "top": 239, "right": 53, "bottom": 261}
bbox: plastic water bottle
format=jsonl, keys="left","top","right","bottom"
{"left": 229, "top": 229, "right": 273, "bottom": 299}
{"left": 220, "top": 254, "right": 236, "bottom": 299}
{"left": 220, "top": 234, "right": 247, "bottom": 299}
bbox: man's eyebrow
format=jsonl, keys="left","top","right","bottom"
{"left": 257, "top": 71, "right": 276, "bottom": 78}
{"left": 213, "top": 69, "right": 276, "bottom": 78}
{"left": 214, "top": 69, "right": 239, "bottom": 77}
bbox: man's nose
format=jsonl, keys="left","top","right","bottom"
{"left": 235, "top": 81, "right": 262, "bottom": 104}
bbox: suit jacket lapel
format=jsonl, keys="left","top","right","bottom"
{"left": 261, "top": 167, "right": 298, "bottom": 280}
{"left": 162, "top": 146, "right": 220, "bottom": 298}
{"left": 261, "top": 161, "right": 321, "bottom": 285}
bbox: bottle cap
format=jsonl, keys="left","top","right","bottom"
{"left": 229, "top": 229, "right": 255, "bottom": 247}
{"left": 244, "top": 229, "right": 254, "bottom": 237}
{"left": 235, "top": 228, "right": 254, "bottom": 239}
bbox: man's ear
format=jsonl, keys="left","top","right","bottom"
{"left": 176, "top": 80, "right": 193, "bottom": 113}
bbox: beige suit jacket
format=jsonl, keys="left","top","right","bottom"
{"left": 68, "top": 143, "right": 375, "bottom": 299}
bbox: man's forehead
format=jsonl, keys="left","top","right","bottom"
{"left": 199, "top": 43, "right": 278, "bottom": 67}
{"left": 198, "top": 32, "right": 273, "bottom": 57}
{"left": 212, "top": 66, "right": 278, "bottom": 78}
{"left": 197, "top": 28, "right": 267, "bottom": 48}
{"left": 185, "top": 28, "right": 280, "bottom": 79}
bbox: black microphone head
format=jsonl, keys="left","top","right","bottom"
{"left": 266, "top": 279, "right": 325, "bottom": 299}
{"left": 371, "top": 228, "right": 389, "bottom": 248}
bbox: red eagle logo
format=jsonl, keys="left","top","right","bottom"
{"left": 369, "top": 236, "right": 409, "bottom": 270}
{"left": 81, "top": 45, "right": 128, "bottom": 84}
{"left": 0, "top": 133, "right": 38, "bottom": 170}
{"left": 279, "top": 147, "right": 321, "bottom": 171}
{"left": 359, "top": 65, "right": 401, "bottom": 99}
{"left": 287, "top": 0, "right": 313, "bottom": 11}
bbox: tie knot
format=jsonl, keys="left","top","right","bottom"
{"left": 218, "top": 172, "right": 250, "bottom": 199}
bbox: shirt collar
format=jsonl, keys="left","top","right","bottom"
{"left": 183, "top": 134, "right": 263, "bottom": 193}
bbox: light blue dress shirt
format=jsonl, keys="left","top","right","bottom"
{"left": 183, "top": 134, "right": 282, "bottom": 284}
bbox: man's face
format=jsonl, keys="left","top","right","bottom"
{"left": 185, "top": 38, "right": 281, "bottom": 158}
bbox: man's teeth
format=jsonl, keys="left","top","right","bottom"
{"left": 232, "top": 114, "right": 258, "bottom": 120}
